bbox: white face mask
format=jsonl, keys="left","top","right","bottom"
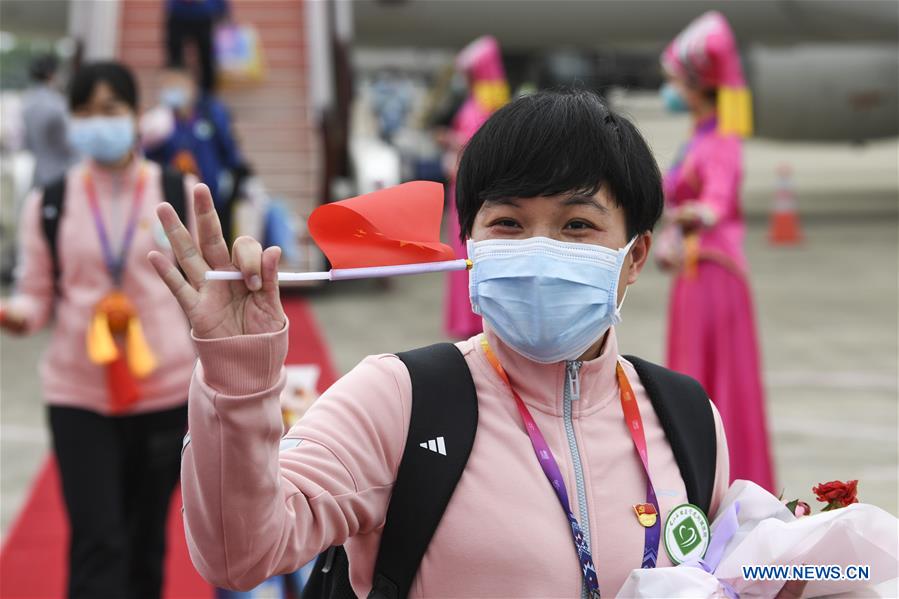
{"left": 468, "top": 236, "right": 636, "bottom": 363}
{"left": 68, "top": 116, "right": 135, "bottom": 164}
{"left": 160, "top": 86, "right": 190, "bottom": 110}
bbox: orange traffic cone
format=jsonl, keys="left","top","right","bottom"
{"left": 769, "top": 163, "right": 803, "bottom": 244}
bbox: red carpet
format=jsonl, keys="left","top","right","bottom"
{"left": 0, "top": 297, "right": 336, "bottom": 598}
{"left": 0, "top": 463, "right": 209, "bottom": 599}
{"left": 282, "top": 296, "right": 339, "bottom": 394}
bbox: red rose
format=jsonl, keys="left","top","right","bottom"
{"left": 812, "top": 480, "right": 859, "bottom": 511}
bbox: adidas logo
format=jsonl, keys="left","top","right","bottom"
{"left": 419, "top": 436, "right": 447, "bottom": 456}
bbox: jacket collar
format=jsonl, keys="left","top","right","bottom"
{"left": 473, "top": 323, "right": 621, "bottom": 417}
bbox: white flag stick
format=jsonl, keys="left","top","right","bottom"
{"left": 204, "top": 258, "right": 471, "bottom": 283}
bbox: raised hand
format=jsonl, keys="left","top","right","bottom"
{"left": 148, "top": 183, "right": 286, "bottom": 340}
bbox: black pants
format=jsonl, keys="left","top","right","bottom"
{"left": 49, "top": 404, "right": 188, "bottom": 599}
{"left": 165, "top": 15, "right": 216, "bottom": 92}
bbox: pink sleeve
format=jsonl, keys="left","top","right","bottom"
{"left": 707, "top": 401, "right": 731, "bottom": 518}
{"left": 8, "top": 190, "right": 55, "bottom": 332}
{"left": 181, "top": 324, "right": 410, "bottom": 591}
{"left": 696, "top": 136, "right": 742, "bottom": 224}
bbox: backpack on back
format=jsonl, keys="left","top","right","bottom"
{"left": 303, "top": 344, "right": 717, "bottom": 599}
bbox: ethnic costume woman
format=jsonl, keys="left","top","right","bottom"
{"left": 444, "top": 35, "right": 509, "bottom": 338}
{"left": 658, "top": 12, "right": 775, "bottom": 492}
{"left": 0, "top": 62, "right": 196, "bottom": 599}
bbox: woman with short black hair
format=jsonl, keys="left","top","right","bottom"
{"left": 152, "top": 89, "right": 731, "bottom": 597}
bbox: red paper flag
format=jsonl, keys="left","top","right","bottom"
{"left": 307, "top": 181, "right": 456, "bottom": 269}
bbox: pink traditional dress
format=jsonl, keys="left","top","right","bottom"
{"left": 444, "top": 36, "right": 509, "bottom": 338}
{"left": 661, "top": 12, "right": 775, "bottom": 491}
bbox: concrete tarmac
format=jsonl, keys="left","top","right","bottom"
{"left": 2, "top": 95, "right": 897, "bottom": 539}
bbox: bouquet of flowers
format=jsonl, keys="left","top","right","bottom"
{"left": 617, "top": 480, "right": 898, "bottom": 598}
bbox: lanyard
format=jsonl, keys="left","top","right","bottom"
{"left": 481, "top": 338, "right": 660, "bottom": 598}
{"left": 616, "top": 359, "right": 662, "bottom": 570}
{"left": 84, "top": 165, "right": 148, "bottom": 287}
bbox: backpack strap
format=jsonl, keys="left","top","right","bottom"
{"left": 369, "top": 343, "right": 479, "bottom": 599}
{"left": 160, "top": 167, "right": 188, "bottom": 224}
{"left": 623, "top": 355, "right": 717, "bottom": 515}
{"left": 40, "top": 176, "right": 66, "bottom": 294}
{"left": 302, "top": 546, "right": 355, "bottom": 599}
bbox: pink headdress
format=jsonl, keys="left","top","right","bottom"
{"left": 456, "top": 36, "right": 509, "bottom": 112}
{"left": 662, "top": 11, "right": 752, "bottom": 136}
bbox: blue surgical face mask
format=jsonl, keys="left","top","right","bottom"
{"left": 468, "top": 236, "right": 637, "bottom": 364}
{"left": 661, "top": 82, "right": 689, "bottom": 113}
{"left": 68, "top": 116, "right": 135, "bottom": 163}
{"left": 160, "top": 86, "right": 190, "bottom": 110}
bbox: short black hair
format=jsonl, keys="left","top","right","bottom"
{"left": 68, "top": 61, "right": 138, "bottom": 111}
{"left": 456, "top": 89, "right": 664, "bottom": 240}
{"left": 29, "top": 54, "right": 58, "bottom": 82}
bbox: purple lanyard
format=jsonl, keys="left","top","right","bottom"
{"left": 84, "top": 167, "right": 148, "bottom": 286}
{"left": 482, "top": 339, "right": 660, "bottom": 598}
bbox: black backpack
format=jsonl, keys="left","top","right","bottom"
{"left": 40, "top": 167, "right": 187, "bottom": 291}
{"left": 302, "top": 343, "right": 717, "bottom": 599}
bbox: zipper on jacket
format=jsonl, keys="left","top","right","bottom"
{"left": 563, "top": 360, "right": 590, "bottom": 599}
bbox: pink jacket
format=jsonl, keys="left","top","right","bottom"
{"left": 182, "top": 324, "right": 730, "bottom": 596}
{"left": 9, "top": 157, "right": 196, "bottom": 415}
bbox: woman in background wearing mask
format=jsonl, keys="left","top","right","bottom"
{"left": 0, "top": 62, "right": 196, "bottom": 599}
{"left": 150, "top": 90, "right": 733, "bottom": 597}
{"left": 657, "top": 12, "right": 775, "bottom": 492}
{"left": 443, "top": 35, "right": 509, "bottom": 339}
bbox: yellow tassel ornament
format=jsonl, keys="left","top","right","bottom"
{"left": 717, "top": 86, "right": 753, "bottom": 137}
{"left": 86, "top": 291, "right": 157, "bottom": 412}
{"left": 126, "top": 317, "right": 157, "bottom": 378}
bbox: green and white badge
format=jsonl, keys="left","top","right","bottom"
{"left": 663, "top": 503, "right": 710, "bottom": 564}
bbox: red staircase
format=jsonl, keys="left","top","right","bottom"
{"left": 117, "top": 0, "right": 320, "bottom": 217}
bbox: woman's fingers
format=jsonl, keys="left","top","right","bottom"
{"left": 192, "top": 184, "right": 231, "bottom": 269}
{"left": 261, "top": 245, "right": 282, "bottom": 295}
{"left": 148, "top": 250, "right": 199, "bottom": 314}
{"left": 156, "top": 202, "right": 209, "bottom": 288}
{"left": 261, "top": 246, "right": 285, "bottom": 323}
{"left": 232, "top": 236, "right": 264, "bottom": 291}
